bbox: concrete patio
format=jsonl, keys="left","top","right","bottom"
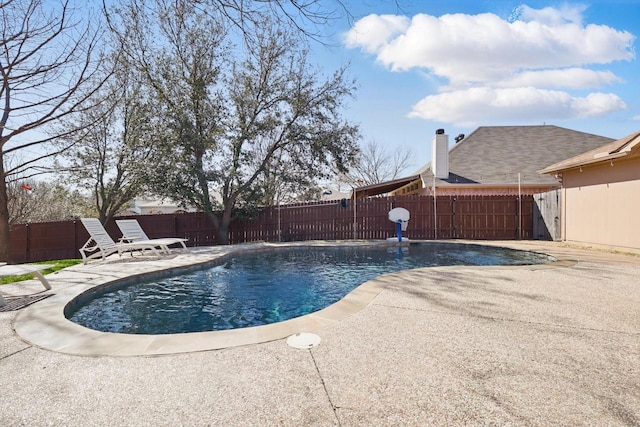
{"left": 1, "top": 241, "right": 639, "bottom": 426}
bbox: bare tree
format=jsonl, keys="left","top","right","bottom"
{"left": 8, "top": 179, "right": 93, "bottom": 225}
{"left": 351, "top": 139, "right": 414, "bottom": 185}
{"left": 0, "top": 0, "right": 111, "bottom": 262}
{"left": 106, "top": 0, "right": 406, "bottom": 46}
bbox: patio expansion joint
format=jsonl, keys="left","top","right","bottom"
{"left": 0, "top": 343, "right": 33, "bottom": 362}
{"left": 309, "top": 348, "right": 343, "bottom": 426}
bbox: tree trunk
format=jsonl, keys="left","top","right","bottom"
{"left": 213, "top": 203, "right": 234, "bottom": 245}
{"left": 216, "top": 221, "right": 229, "bottom": 245}
{"left": 0, "top": 162, "right": 12, "bottom": 263}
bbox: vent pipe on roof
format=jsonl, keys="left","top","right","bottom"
{"left": 431, "top": 130, "right": 449, "bottom": 179}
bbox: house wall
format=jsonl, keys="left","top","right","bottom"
{"left": 139, "top": 206, "right": 187, "bottom": 215}
{"left": 391, "top": 179, "right": 423, "bottom": 196}
{"left": 129, "top": 199, "right": 198, "bottom": 215}
{"left": 561, "top": 157, "right": 640, "bottom": 249}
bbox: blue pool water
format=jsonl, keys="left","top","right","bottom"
{"left": 66, "top": 243, "right": 551, "bottom": 334}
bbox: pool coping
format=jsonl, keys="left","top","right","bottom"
{"left": 12, "top": 241, "right": 575, "bottom": 357}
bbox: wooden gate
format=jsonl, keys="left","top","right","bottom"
{"left": 533, "top": 189, "right": 561, "bottom": 240}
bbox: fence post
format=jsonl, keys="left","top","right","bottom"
{"left": 278, "top": 205, "right": 281, "bottom": 242}
{"left": 26, "top": 223, "right": 31, "bottom": 262}
{"left": 353, "top": 192, "right": 357, "bottom": 240}
{"left": 174, "top": 215, "right": 177, "bottom": 237}
{"left": 516, "top": 195, "right": 522, "bottom": 240}
{"left": 454, "top": 196, "right": 459, "bottom": 239}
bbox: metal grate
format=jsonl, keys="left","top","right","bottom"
{"left": 0, "top": 294, "right": 53, "bottom": 312}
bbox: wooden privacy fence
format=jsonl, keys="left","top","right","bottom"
{"left": 230, "top": 195, "right": 533, "bottom": 242}
{"left": 9, "top": 195, "right": 534, "bottom": 262}
{"left": 9, "top": 213, "right": 218, "bottom": 263}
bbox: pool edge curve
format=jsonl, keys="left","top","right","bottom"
{"left": 12, "top": 241, "right": 575, "bottom": 357}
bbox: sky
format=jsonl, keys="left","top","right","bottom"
{"left": 312, "top": 0, "right": 640, "bottom": 174}
{"left": 6, "top": 0, "right": 639, "bottom": 183}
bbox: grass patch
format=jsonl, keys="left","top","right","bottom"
{"left": 0, "top": 259, "right": 82, "bottom": 285}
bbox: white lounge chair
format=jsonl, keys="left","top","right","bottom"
{"left": 0, "top": 263, "right": 54, "bottom": 307}
{"left": 116, "top": 219, "right": 188, "bottom": 253}
{"left": 79, "top": 218, "right": 163, "bottom": 264}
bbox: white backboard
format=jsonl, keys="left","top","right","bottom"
{"left": 388, "top": 207, "right": 410, "bottom": 223}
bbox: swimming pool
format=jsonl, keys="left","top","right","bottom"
{"left": 66, "top": 242, "right": 552, "bottom": 335}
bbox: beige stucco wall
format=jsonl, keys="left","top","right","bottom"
{"left": 561, "top": 157, "right": 640, "bottom": 249}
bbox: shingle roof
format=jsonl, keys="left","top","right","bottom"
{"left": 418, "top": 125, "right": 614, "bottom": 186}
{"left": 540, "top": 130, "right": 640, "bottom": 173}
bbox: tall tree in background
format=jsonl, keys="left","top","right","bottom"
{"left": 203, "top": 22, "right": 360, "bottom": 243}
{"left": 56, "top": 55, "right": 156, "bottom": 224}
{"left": 109, "top": 1, "right": 360, "bottom": 243}
{"left": 108, "top": 0, "right": 229, "bottom": 225}
{"left": 0, "top": 0, "right": 110, "bottom": 262}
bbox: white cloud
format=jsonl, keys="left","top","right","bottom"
{"left": 345, "top": 10, "right": 634, "bottom": 85}
{"left": 343, "top": 4, "right": 635, "bottom": 125}
{"left": 494, "top": 68, "right": 623, "bottom": 89}
{"left": 343, "top": 14, "right": 410, "bottom": 53}
{"left": 511, "top": 4, "right": 587, "bottom": 26}
{"left": 571, "top": 92, "right": 629, "bottom": 117}
{"left": 408, "top": 87, "right": 627, "bottom": 127}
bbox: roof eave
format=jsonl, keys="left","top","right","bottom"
{"left": 354, "top": 175, "right": 421, "bottom": 198}
{"left": 540, "top": 151, "right": 630, "bottom": 174}
{"left": 429, "top": 183, "right": 558, "bottom": 189}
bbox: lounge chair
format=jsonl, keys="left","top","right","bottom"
{"left": 0, "top": 263, "right": 54, "bottom": 290}
{"left": 0, "top": 263, "right": 55, "bottom": 307}
{"left": 79, "top": 218, "right": 163, "bottom": 264}
{"left": 116, "top": 219, "right": 188, "bottom": 252}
